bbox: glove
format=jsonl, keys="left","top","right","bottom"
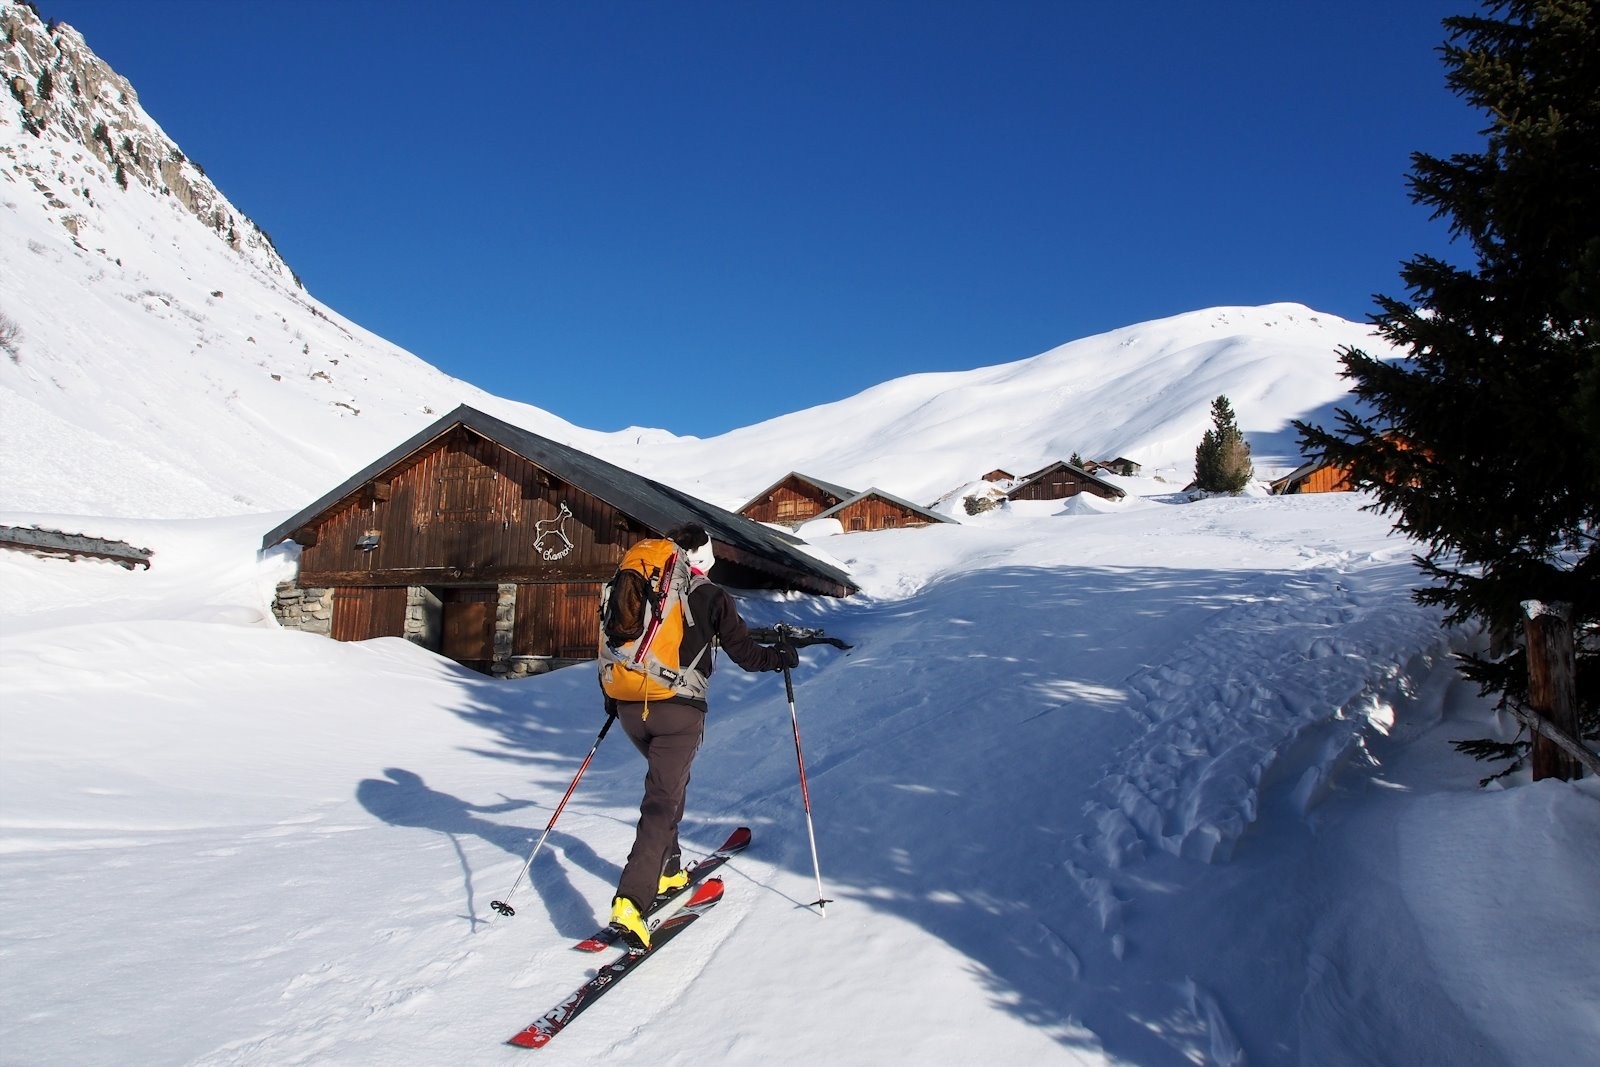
{"left": 775, "top": 640, "right": 799, "bottom": 670}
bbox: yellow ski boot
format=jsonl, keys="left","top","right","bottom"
{"left": 609, "top": 895, "right": 650, "bottom": 951}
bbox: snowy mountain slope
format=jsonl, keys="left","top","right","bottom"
{"left": 1, "top": 6, "right": 1398, "bottom": 522}
{"left": 641, "top": 302, "right": 1391, "bottom": 510}
{"left": 0, "top": 3, "right": 611, "bottom": 518}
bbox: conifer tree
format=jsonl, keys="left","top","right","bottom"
{"left": 1297, "top": 0, "right": 1598, "bottom": 780}
{"left": 1194, "top": 395, "right": 1253, "bottom": 492}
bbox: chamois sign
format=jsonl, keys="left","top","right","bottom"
{"left": 533, "top": 502, "right": 574, "bottom": 561}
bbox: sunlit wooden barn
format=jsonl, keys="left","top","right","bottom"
{"left": 262, "top": 406, "right": 855, "bottom": 676}
{"left": 736, "top": 472, "right": 859, "bottom": 528}
{"left": 1005, "top": 461, "right": 1127, "bottom": 503}
{"left": 811, "top": 488, "right": 955, "bottom": 533}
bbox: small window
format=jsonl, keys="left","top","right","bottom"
{"left": 437, "top": 461, "right": 497, "bottom": 520}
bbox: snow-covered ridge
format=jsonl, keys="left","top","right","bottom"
{"left": 2, "top": 1, "right": 1399, "bottom": 526}
{"left": 635, "top": 302, "right": 1396, "bottom": 510}
{"left": 0, "top": 3, "right": 603, "bottom": 518}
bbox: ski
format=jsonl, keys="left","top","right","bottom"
{"left": 572, "top": 825, "right": 749, "bottom": 952}
{"left": 507, "top": 877, "right": 725, "bottom": 1049}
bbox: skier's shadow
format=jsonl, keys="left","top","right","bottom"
{"left": 356, "top": 767, "right": 620, "bottom": 933}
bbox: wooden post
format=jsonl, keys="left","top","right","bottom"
{"left": 1521, "top": 600, "right": 1583, "bottom": 782}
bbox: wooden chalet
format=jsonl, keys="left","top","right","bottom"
{"left": 1006, "top": 461, "right": 1127, "bottom": 503}
{"left": 736, "top": 472, "right": 859, "bottom": 528}
{"left": 1270, "top": 458, "right": 1353, "bottom": 495}
{"left": 981, "top": 468, "right": 1015, "bottom": 483}
{"left": 813, "top": 488, "right": 955, "bottom": 533}
{"left": 1272, "top": 434, "right": 1426, "bottom": 496}
{"left": 262, "top": 405, "right": 856, "bottom": 677}
{"left": 1086, "top": 457, "right": 1142, "bottom": 477}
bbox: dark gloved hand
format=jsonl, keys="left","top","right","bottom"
{"left": 775, "top": 640, "right": 799, "bottom": 670}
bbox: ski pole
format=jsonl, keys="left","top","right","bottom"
{"left": 490, "top": 710, "right": 617, "bottom": 917}
{"left": 781, "top": 656, "right": 833, "bottom": 916}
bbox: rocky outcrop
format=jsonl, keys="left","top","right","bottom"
{"left": 1, "top": 1, "right": 297, "bottom": 283}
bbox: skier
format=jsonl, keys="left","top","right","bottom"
{"left": 606, "top": 522, "right": 796, "bottom": 949}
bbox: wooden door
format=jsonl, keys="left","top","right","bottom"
{"left": 331, "top": 586, "right": 407, "bottom": 642}
{"left": 556, "top": 584, "right": 600, "bottom": 658}
{"left": 440, "top": 587, "right": 496, "bottom": 670}
{"left": 514, "top": 582, "right": 600, "bottom": 659}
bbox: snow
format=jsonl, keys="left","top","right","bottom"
{"left": 4, "top": 494, "right": 1597, "bottom": 1065}
{"left": 4, "top": 12, "right": 1599, "bottom": 1065}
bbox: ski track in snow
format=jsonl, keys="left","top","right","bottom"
{"left": 1085, "top": 559, "right": 1444, "bottom": 872}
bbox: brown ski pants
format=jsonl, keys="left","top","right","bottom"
{"left": 614, "top": 699, "right": 705, "bottom": 910}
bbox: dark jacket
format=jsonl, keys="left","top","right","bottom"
{"left": 675, "top": 578, "right": 784, "bottom": 711}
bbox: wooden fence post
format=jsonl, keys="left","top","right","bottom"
{"left": 1521, "top": 600, "right": 1583, "bottom": 782}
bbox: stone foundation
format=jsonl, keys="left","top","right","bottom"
{"left": 403, "top": 586, "right": 441, "bottom": 647}
{"left": 270, "top": 581, "right": 563, "bottom": 679}
{"left": 270, "top": 582, "right": 332, "bottom": 636}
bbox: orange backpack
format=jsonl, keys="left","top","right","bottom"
{"left": 598, "top": 539, "right": 711, "bottom": 703}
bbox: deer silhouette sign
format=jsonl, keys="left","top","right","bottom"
{"left": 533, "top": 502, "right": 575, "bottom": 561}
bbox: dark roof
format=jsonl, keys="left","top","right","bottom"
{"left": 262, "top": 405, "right": 856, "bottom": 596}
{"left": 1005, "top": 461, "right": 1127, "bottom": 500}
{"left": 813, "top": 487, "right": 956, "bottom": 525}
{"left": 736, "top": 471, "right": 860, "bottom": 514}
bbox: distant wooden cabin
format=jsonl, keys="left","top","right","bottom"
{"left": 1270, "top": 459, "right": 1353, "bottom": 495}
{"left": 1272, "top": 435, "right": 1428, "bottom": 496}
{"left": 737, "top": 472, "right": 859, "bottom": 528}
{"left": 1006, "top": 461, "right": 1127, "bottom": 503}
{"left": 262, "top": 406, "right": 855, "bottom": 677}
{"left": 814, "top": 488, "right": 956, "bottom": 533}
{"left": 981, "top": 468, "right": 1015, "bottom": 483}
{"left": 1087, "top": 457, "right": 1142, "bottom": 477}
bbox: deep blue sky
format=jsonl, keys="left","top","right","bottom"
{"left": 43, "top": 1, "right": 1482, "bottom": 437}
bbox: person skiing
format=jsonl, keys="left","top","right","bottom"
{"left": 605, "top": 521, "right": 795, "bottom": 949}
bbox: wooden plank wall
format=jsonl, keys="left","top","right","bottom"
{"left": 297, "top": 428, "right": 638, "bottom": 587}
{"left": 741, "top": 480, "right": 837, "bottom": 525}
{"left": 832, "top": 496, "right": 928, "bottom": 532}
{"left": 515, "top": 582, "right": 601, "bottom": 659}
{"left": 1010, "top": 467, "right": 1108, "bottom": 501}
{"left": 1297, "top": 464, "right": 1353, "bottom": 494}
{"left": 331, "top": 586, "right": 408, "bottom": 642}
